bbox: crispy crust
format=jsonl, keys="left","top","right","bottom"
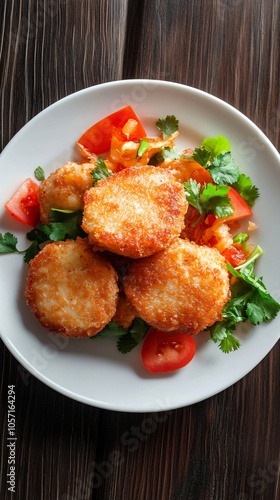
{"left": 82, "top": 166, "right": 188, "bottom": 259}
{"left": 112, "top": 292, "right": 137, "bottom": 329}
{"left": 123, "top": 238, "right": 230, "bottom": 334}
{"left": 38, "top": 162, "right": 94, "bottom": 224}
{"left": 25, "top": 238, "right": 118, "bottom": 338}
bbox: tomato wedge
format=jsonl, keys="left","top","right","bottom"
{"left": 206, "top": 187, "right": 252, "bottom": 226}
{"left": 5, "top": 178, "right": 40, "bottom": 227}
{"left": 78, "top": 105, "right": 146, "bottom": 155}
{"left": 190, "top": 166, "right": 214, "bottom": 185}
{"left": 222, "top": 245, "right": 248, "bottom": 267}
{"left": 225, "top": 187, "right": 252, "bottom": 222}
{"left": 141, "top": 329, "right": 196, "bottom": 373}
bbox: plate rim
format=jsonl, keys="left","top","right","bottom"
{"left": 1, "top": 79, "right": 279, "bottom": 412}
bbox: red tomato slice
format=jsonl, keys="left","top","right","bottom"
{"left": 5, "top": 178, "right": 40, "bottom": 227}
{"left": 226, "top": 187, "right": 252, "bottom": 222}
{"left": 222, "top": 245, "right": 247, "bottom": 267}
{"left": 207, "top": 187, "right": 252, "bottom": 225}
{"left": 190, "top": 166, "right": 214, "bottom": 186}
{"left": 78, "top": 105, "right": 146, "bottom": 155}
{"left": 141, "top": 329, "right": 196, "bottom": 373}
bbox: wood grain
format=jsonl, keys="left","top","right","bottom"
{"left": 1, "top": 0, "right": 280, "bottom": 499}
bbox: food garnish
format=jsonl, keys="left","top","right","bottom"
{"left": 1, "top": 107, "right": 279, "bottom": 372}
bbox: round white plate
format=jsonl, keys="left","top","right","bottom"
{"left": 0, "top": 80, "right": 279, "bottom": 412}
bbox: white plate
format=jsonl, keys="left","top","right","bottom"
{"left": 0, "top": 80, "right": 279, "bottom": 412}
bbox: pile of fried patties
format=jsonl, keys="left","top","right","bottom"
{"left": 25, "top": 163, "right": 230, "bottom": 338}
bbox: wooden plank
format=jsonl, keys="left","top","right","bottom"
{"left": 0, "top": 0, "right": 280, "bottom": 499}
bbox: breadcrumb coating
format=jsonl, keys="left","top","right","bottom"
{"left": 123, "top": 238, "right": 230, "bottom": 334}
{"left": 38, "top": 162, "right": 94, "bottom": 223}
{"left": 82, "top": 166, "right": 188, "bottom": 258}
{"left": 112, "top": 292, "right": 137, "bottom": 329}
{"left": 25, "top": 238, "right": 118, "bottom": 338}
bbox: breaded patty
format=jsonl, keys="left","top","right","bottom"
{"left": 82, "top": 166, "right": 188, "bottom": 259}
{"left": 38, "top": 162, "right": 94, "bottom": 223}
{"left": 25, "top": 238, "right": 118, "bottom": 338}
{"left": 112, "top": 292, "right": 137, "bottom": 329}
{"left": 123, "top": 238, "right": 230, "bottom": 334}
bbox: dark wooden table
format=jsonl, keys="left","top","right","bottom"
{"left": 1, "top": 1, "right": 280, "bottom": 499}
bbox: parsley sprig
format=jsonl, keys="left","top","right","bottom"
{"left": 183, "top": 179, "right": 233, "bottom": 226}
{"left": 0, "top": 208, "right": 86, "bottom": 263}
{"left": 191, "top": 136, "right": 259, "bottom": 208}
{"left": 93, "top": 317, "right": 150, "bottom": 354}
{"left": 156, "top": 115, "right": 179, "bottom": 139}
{"left": 209, "top": 247, "right": 280, "bottom": 353}
{"left": 91, "top": 158, "right": 112, "bottom": 186}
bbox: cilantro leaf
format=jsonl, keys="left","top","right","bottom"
{"left": 231, "top": 173, "right": 260, "bottom": 207}
{"left": 208, "top": 321, "right": 240, "bottom": 353}
{"left": 191, "top": 148, "right": 211, "bottom": 167}
{"left": 245, "top": 302, "right": 265, "bottom": 325}
{"left": 0, "top": 232, "right": 41, "bottom": 263}
{"left": 183, "top": 180, "right": 233, "bottom": 224}
{"left": 201, "top": 136, "right": 231, "bottom": 158}
{"left": 200, "top": 183, "right": 234, "bottom": 218}
{"left": 25, "top": 209, "right": 86, "bottom": 261}
{"left": 0, "top": 232, "right": 20, "bottom": 253}
{"left": 48, "top": 208, "right": 85, "bottom": 240}
{"left": 233, "top": 233, "right": 249, "bottom": 252}
{"left": 137, "top": 139, "right": 149, "bottom": 157}
{"left": 183, "top": 179, "right": 201, "bottom": 213}
{"left": 207, "top": 152, "right": 240, "bottom": 185}
{"left": 95, "top": 322, "right": 128, "bottom": 338}
{"left": 149, "top": 146, "right": 179, "bottom": 165}
{"left": 24, "top": 240, "right": 40, "bottom": 263}
{"left": 117, "top": 318, "right": 150, "bottom": 354}
{"left": 34, "top": 166, "right": 45, "bottom": 181}
{"left": 156, "top": 115, "right": 179, "bottom": 139}
{"left": 209, "top": 247, "right": 280, "bottom": 353}
{"left": 91, "top": 158, "right": 112, "bottom": 187}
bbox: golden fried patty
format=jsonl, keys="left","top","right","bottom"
{"left": 82, "top": 166, "right": 188, "bottom": 259}
{"left": 112, "top": 292, "right": 137, "bottom": 329}
{"left": 38, "top": 162, "right": 94, "bottom": 223}
{"left": 123, "top": 238, "right": 230, "bottom": 334}
{"left": 25, "top": 238, "right": 118, "bottom": 338}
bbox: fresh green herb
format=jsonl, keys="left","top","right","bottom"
{"left": 34, "top": 166, "right": 45, "bottom": 181}
{"left": 23, "top": 240, "right": 41, "bottom": 263}
{"left": 201, "top": 136, "right": 231, "bottom": 158}
{"left": 117, "top": 318, "right": 150, "bottom": 354}
{"left": 231, "top": 173, "right": 259, "bottom": 208}
{"left": 1, "top": 209, "right": 86, "bottom": 263}
{"left": 149, "top": 146, "right": 179, "bottom": 165}
{"left": 44, "top": 208, "right": 85, "bottom": 241}
{"left": 91, "top": 158, "right": 113, "bottom": 186}
{"left": 95, "top": 322, "right": 128, "bottom": 338}
{"left": 209, "top": 247, "right": 280, "bottom": 353}
{"left": 93, "top": 317, "right": 150, "bottom": 353}
{"left": 156, "top": 115, "right": 179, "bottom": 139}
{"left": 233, "top": 233, "right": 250, "bottom": 252}
{"left": 191, "top": 148, "right": 211, "bottom": 167}
{"left": 0, "top": 232, "right": 40, "bottom": 264}
{"left": 0, "top": 232, "right": 21, "bottom": 253}
{"left": 183, "top": 179, "right": 233, "bottom": 226}
{"left": 207, "top": 152, "right": 240, "bottom": 185}
{"left": 208, "top": 321, "right": 240, "bottom": 353}
{"left": 137, "top": 139, "right": 149, "bottom": 157}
